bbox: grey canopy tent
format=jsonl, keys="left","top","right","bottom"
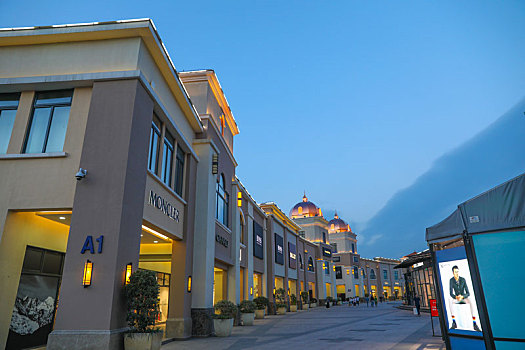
{"left": 426, "top": 172, "right": 525, "bottom": 243}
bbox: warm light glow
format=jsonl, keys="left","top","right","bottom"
{"left": 153, "top": 240, "right": 158, "bottom": 244}
{"left": 83, "top": 260, "right": 93, "bottom": 287}
{"left": 250, "top": 287, "right": 253, "bottom": 295}
{"left": 125, "top": 263, "right": 132, "bottom": 285}
{"left": 35, "top": 210, "right": 72, "bottom": 215}
{"left": 333, "top": 265, "right": 336, "bottom": 272}
{"left": 346, "top": 269, "right": 350, "bottom": 275}
{"left": 287, "top": 289, "right": 291, "bottom": 296}
{"left": 142, "top": 225, "right": 172, "bottom": 242}
{"left": 237, "top": 191, "right": 242, "bottom": 207}
{"left": 273, "top": 288, "right": 276, "bottom": 295}
{"left": 59, "top": 216, "right": 66, "bottom": 220}
{"left": 187, "top": 276, "right": 192, "bottom": 293}
{"left": 298, "top": 206, "right": 303, "bottom": 215}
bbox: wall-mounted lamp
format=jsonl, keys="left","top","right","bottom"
{"left": 273, "top": 288, "right": 276, "bottom": 295}
{"left": 333, "top": 265, "right": 336, "bottom": 272}
{"left": 125, "top": 263, "right": 132, "bottom": 285}
{"left": 237, "top": 191, "right": 242, "bottom": 207}
{"left": 187, "top": 276, "right": 192, "bottom": 293}
{"left": 83, "top": 260, "right": 93, "bottom": 287}
{"left": 212, "top": 154, "right": 218, "bottom": 174}
{"left": 250, "top": 287, "right": 253, "bottom": 295}
{"left": 287, "top": 289, "right": 291, "bottom": 296}
{"left": 75, "top": 168, "right": 87, "bottom": 181}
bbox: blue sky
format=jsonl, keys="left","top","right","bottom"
{"left": 2, "top": 1, "right": 524, "bottom": 232}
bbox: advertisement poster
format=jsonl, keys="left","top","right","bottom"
{"left": 437, "top": 250, "right": 482, "bottom": 334}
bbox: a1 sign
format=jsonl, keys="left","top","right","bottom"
{"left": 81, "top": 235, "right": 104, "bottom": 254}
{"left": 429, "top": 299, "right": 438, "bottom": 317}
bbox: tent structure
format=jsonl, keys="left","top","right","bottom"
{"left": 426, "top": 172, "right": 525, "bottom": 242}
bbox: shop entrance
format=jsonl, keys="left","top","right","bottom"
{"left": 213, "top": 267, "right": 227, "bottom": 305}
{"left": 253, "top": 273, "right": 262, "bottom": 297}
{"left": 336, "top": 284, "right": 345, "bottom": 300}
{"left": 6, "top": 246, "right": 65, "bottom": 350}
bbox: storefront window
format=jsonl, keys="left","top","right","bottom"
{"left": 24, "top": 90, "right": 72, "bottom": 153}
{"left": 0, "top": 93, "right": 20, "bottom": 154}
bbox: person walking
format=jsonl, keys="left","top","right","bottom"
{"left": 414, "top": 294, "right": 421, "bottom": 316}
{"left": 365, "top": 295, "right": 369, "bottom": 307}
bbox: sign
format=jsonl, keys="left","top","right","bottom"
{"left": 81, "top": 235, "right": 103, "bottom": 254}
{"left": 148, "top": 190, "right": 180, "bottom": 222}
{"left": 430, "top": 299, "right": 438, "bottom": 317}
{"left": 288, "top": 242, "right": 297, "bottom": 269}
{"left": 253, "top": 221, "right": 264, "bottom": 259}
{"left": 333, "top": 256, "right": 341, "bottom": 262}
{"left": 335, "top": 266, "right": 342, "bottom": 279}
{"left": 412, "top": 262, "right": 424, "bottom": 269}
{"left": 216, "top": 234, "right": 228, "bottom": 248}
{"left": 322, "top": 247, "right": 332, "bottom": 258}
{"left": 274, "top": 233, "right": 284, "bottom": 265}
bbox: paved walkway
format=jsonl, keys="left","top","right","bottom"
{"left": 162, "top": 302, "right": 445, "bottom": 350}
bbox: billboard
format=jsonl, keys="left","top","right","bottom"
{"left": 436, "top": 247, "right": 482, "bottom": 335}
{"left": 288, "top": 242, "right": 297, "bottom": 269}
{"left": 275, "top": 233, "right": 284, "bottom": 265}
{"left": 253, "top": 221, "right": 264, "bottom": 259}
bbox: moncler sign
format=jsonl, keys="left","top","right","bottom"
{"left": 149, "top": 190, "right": 180, "bottom": 222}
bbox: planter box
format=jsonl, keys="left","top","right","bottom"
{"left": 124, "top": 332, "right": 162, "bottom": 350}
{"left": 337, "top": 301, "right": 342, "bottom": 305}
{"left": 290, "top": 305, "right": 297, "bottom": 312}
{"left": 310, "top": 303, "right": 317, "bottom": 308}
{"left": 214, "top": 318, "right": 234, "bottom": 337}
{"left": 302, "top": 304, "right": 309, "bottom": 310}
{"left": 277, "top": 307, "right": 286, "bottom": 315}
{"left": 241, "top": 312, "right": 255, "bottom": 326}
{"left": 255, "top": 309, "right": 265, "bottom": 319}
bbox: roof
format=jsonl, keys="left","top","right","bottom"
{"left": 394, "top": 250, "right": 431, "bottom": 268}
{"left": 426, "top": 172, "right": 525, "bottom": 243}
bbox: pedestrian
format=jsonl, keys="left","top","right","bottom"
{"left": 365, "top": 295, "right": 369, "bottom": 307}
{"left": 357, "top": 297, "right": 360, "bottom": 306}
{"left": 414, "top": 294, "right": 421, "bottom": 316}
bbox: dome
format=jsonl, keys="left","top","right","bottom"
{"left": 289, "top": 193, "right": 322, "bottom": 218}
{"left": 328, "top": 212, "right": 351, "bottom": 233}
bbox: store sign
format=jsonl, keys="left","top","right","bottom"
{"left": 81, "top": 235, "right": 104, "bottom": 254}
{"left": 253, "top": 221, "right": 264, "bottom": 259}
{"left": 275, "top": 233, "right": 284, "bottom": 265}
{"left": 216, "top": 234, "right": 229, "bottom": 248}
{"left": 412, "top": 262, "right": 424, "bottom": 268}
{"left": 430, "top": 299, "right": 439, "bottom": 317}
{"left": 148, "top": 190, "right": 180, "bottom": 222}
{"left": 288, "top": 242, "right": 297, "bottom": 269}
{"left": 333, "top": 256, "right": 341, "bottom": 262}
{"left": 322, "top": 247, "right": 332, "bottom": 258}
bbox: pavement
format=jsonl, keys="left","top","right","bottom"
{"left": 162, "top": 301, "right": 445, "bottom": 350}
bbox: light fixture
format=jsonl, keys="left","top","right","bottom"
{"left": 142, "top": 225, "right": 171, "bottom": 242}
{"left": 59, "top": 216, "right": 66, "bottom": 220}
{"left": 75, "top": 168, "right": 87, "bottom": 181}
{"left": 187, "top": 276, "right": 192, "bottom": 293}
{"left": 153, "top": 240, "right": 158, "bottom": 244}
{"left": 125, "top": 263, "right": 132, "bottom": 285}
{"left": 333, "top": 265, "right": 336, "bottom": 272}
{"left": 212, "top": 154, "right": 218, "bottom": 174}
{"left": 273, "top": 288, "right": 276, "bottom": 295}
{"left": 83, "top": 260, "right": 93, "bottom": 287}
{"left": 237, "top": 191, "right": 242, "bottom": 207}
{"left": 287, "top": 289, "right": 291, "bottom": 296}
{"left": 250, "top": 287, "right": 253, "bottom": 295}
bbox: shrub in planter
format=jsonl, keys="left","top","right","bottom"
{"left": 239, "top": 300, "right": 256, "bottom": 326}
{"left": 300, "top": 291, "right": 309, "bottom": 310}
{"left": 213, "top": 300, "right": 237, "bottom": 337}
{"left": 253, "top": 296, "right": 268, "bottom": 319}
{"left": 289, "top": 294, "right": 297, "bottom": 312}
{"left": 275, "top": 288, "right": 287, "bottom": 315}
{"left": 310, "top": 298, "right": 318, "bottom": 307}
{"left": 124, "top": 270, "right": 162, "bottom": 350}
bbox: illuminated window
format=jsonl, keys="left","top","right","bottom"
{"left": 331, "top": 224, "right": 335, "bottom": 230}
{"left": 308, "top": 257, "right": 314, "bottom": 272}
{"left": 298, "top": 206, "right": 303, "bottom": 215}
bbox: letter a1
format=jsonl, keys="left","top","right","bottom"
{"left": 81, "top": 235, "right": 95, "bottom": 254}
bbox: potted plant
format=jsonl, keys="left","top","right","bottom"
{"left": 337, "top": 297, "right": 342, "bottom": 305}
{"left": 253, "top": 296, "right": 268, "bottom": 319}
{"left": 290, "top": 294, "right": 297, "bottom": 312}
{"left": 124, "top": 269, "right": 162, "bottom": 350}
{"left": 310, "top": 297, "right": 318, "bottom": 308}
{"left": 275, "top": 288, "right": 287, "bottom": 315}
{"left": 239, "top": 300, "right": 256, "bottom": 326}
{"left": 213, "top": 300, "right": 237, "bottom": 337}
{"left": 300, "top": 291, "right": 309, "bottom": 310}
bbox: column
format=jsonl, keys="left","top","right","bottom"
{"left": 47, "top": 79, "right": 153, "bottom": 349}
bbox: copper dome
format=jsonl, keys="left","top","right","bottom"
{"left": 328, "top": 212, "right": 351, "bottom": 233}
{"left": 289, "top": 194, "right": 322, "bottom": 218}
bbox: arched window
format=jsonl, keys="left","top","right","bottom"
{"left": 370, "top": 269, "right": 376, "bottom": 279}
{"left": 216, "top": 174, "right": 229, "bottom": 227}
{"left": 298, "top": 206, "right": 303, "bottom": 215}
{"left": 308, "top": 257, "right": 314, "bottom": 272}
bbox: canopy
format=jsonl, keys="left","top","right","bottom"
{"left": 426, "top": 173, "right": 525, "bottom": 243}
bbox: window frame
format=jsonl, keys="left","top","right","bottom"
{"left": 148, "top": 114, "right": 162, "bottom": 174}
{"left": 161, "top": 130, "right": 175, "bottom": 187}
{"left": 0, "top": 93, "right": 20, "bottom": 154}
{"left": 23, "top": 90, "right": 73, "bottom": 154}
{"left": 216, "top": 174, "right": 229, "bottom": 227}
{"left": 174, "top": 145, "right": 185, "bottom": 196}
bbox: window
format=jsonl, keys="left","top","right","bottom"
{"left": 353, "top": 267, "right": 359, "bottom": 279}
{"left": 383, "top": 269, "right": 388, "bottom": 280}
{"left": 174, "top": 145, "right": 185, "bottom": 196}
{"left": 148, "top": 115, "right": 161, "bottom": 174}
{"left": 335, "top": 266, "right": 342, "bottom": 279}
{"left": 353, "top": 256, "right": 359, "bottom": 263}
{"left": 332, "top": 243, "right": 338, "bottom": 253}
{"left": 394, "top": 271, "right": 399, "bottom": 280}
{"left": 0, "top": 93, "right": 20, "bottom": 154}
{"left": 24, "top": 90, "right": 72, "bottom": 153}
{"left": 216, "top": 174, "right": 229, "bottom": 227}
{"left": 351, "top": 243, "right": 355, "bottom": 253}
{"left": 322, "top": 232, "right": 326, "bottom": 244}
{"left": 370, "top": 269, "right": 376, "bottom": 279}
{"left": 308, "top": 257, "right": 314, "bottom": 272}
{"left": 161, "top": 131, "right": 174, "bottom": 186}
{"left": 299, "top": 254, "right": 304, "bottom": 270}
{"left": 298, "top": 206, "right": 303, "bottom": 215}
{"left": 324, "top": 261, "right": 330, "bottom": 275}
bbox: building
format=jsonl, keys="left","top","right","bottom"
{"left": 394, "top": 250, "right": 436, "bottom": 310}
{"left": 360, "top": 257, "right": 405, "bottom": 300}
